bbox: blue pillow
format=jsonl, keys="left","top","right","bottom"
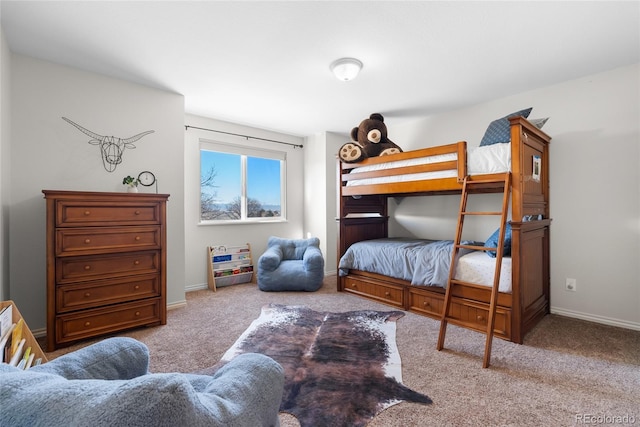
{"left": 479, "top": 108, "right": 533, "bottom": 147}
{"left": 484, "top": 223, "right": 512, "bottom": 258}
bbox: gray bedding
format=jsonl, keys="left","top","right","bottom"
{"left": 338, "top": 238, "right": 476, "bottom": 287}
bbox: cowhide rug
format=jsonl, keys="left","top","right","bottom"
{"left": 219, "top": 304, "right": 432, "bottom": 427}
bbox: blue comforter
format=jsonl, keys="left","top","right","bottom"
{"left": 338, "top": 238, "right": 475, "bottom": 287}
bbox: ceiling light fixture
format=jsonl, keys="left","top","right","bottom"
{"left": 330, "top": 57, "right": 363, "bottom": 81}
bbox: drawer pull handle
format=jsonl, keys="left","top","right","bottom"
{"left": 350, "top": 283, "right": 357, "bottom": 289}
{"left": 134, "top": 285, "right": 140, "bottom": 290}
{"left": 423, "top": 301, "right": 430, "bottom": 307}
{"left": 84, "top": 211, "right": 91, "bottom": 216}
{"left": 84, "top": 265, "right": 91, "bottom": 270}
{"left": 84, "top": 239, "right": 91, "bottom": 244}
{"left": 135, "top": 210, "right": 141, "bottom": 215}
{"left": 84, "top": 321, "right": 91, "bottom": 327}
{"left": 135, "top": 236, "right": 141, "bottom": 241}
{"left": 84, "top": 292, "right": 91, "bottom": 298}
{"left": 134, "top": 260, "right": 140, "bottom": 265}
{"left": 135, "top": 311, "right": 141, "bottom": 316}
{"left": 384, "top": 291, "right": 390, "bottom": 297}
{"left": 477, "top": 315, "right": 485, "bottom": 321}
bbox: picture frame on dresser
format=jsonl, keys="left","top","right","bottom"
{"left": 42, "top": 190, "right": 169, "bottom": 351}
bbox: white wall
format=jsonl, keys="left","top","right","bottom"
{"left": 10, "top": 55, "right": 186, "bottom": 330}
{"left": 0, "top": 26, "right": 10, "bottom": 301}
{"left": 388, "top": 64, "right": 640, "bottom": 330}
{"left": 303, "top": 131, "right": 345, "bottom": 275}
{"left": 183, "top": 113, "right": 305, "bottom": 291}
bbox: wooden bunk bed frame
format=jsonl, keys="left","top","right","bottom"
{"left": 337, "top": 117, "right": 551, "bottom": 344}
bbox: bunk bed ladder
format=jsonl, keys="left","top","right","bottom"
{"left": 436, "top": 173, "right": 511, "bottom": 368}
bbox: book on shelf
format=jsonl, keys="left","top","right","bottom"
{"left": 9, "top": 338, "right": 26, "bottom": 367}
{"left": 10, "top": 318, "right": 24, "bottom": 357}
{"left": 0, "top": 323, "right": 15, "bottom": 363}
{"left": 0, "top": 304, "right": 12, "bottom": 339}
{"left": 24, "top": 352, "right": 35, "bottom": 369}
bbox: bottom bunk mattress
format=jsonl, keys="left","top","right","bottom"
{"left": 338, "top": 238, "right": 512, "bottom": 293}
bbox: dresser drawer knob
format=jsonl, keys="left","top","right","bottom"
{"left": 135, "top": 311, "right": 141, "bottom": 316}
{"left": 84, "top": 265, "right": 91, "bottom": 270}
{"left": 350, "top": 283, "right": 357, "bottom": 289}
{"left": 84, "top": 239, "right": 91, "bottom": 244}
{"left": 135, "top": 236, "right": 141, "bottom": 241}
{"left": 134, "top": 285, "right": 140, "bottom": 290}
{"left": 384, "top": 291, "right": 390, "bottom": 297}
{"left": 134, "top": 260, "right": 140, "bottom": 265}
{"left": 84, "top": 211, "right": 91, "bottom": 216}
{"left": 84, "top": 292, "right": 91, "bottom": 298}
{"left": 135, "top": 210, "right": 141, "bottom": 216}
{"left": 423, "top": 301, "right": 431, "bottom": 307}
{"left": 84, "top": 321, "right": 91, "bottom": 327}
{"left": 477, "top": 315, "right": 485, "bottom": 321}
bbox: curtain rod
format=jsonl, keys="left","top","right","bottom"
{"left": 185, "top": 125, "right": 303, "bottom": 148}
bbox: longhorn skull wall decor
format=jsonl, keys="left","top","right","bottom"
{"left": 62, "top": 117, "right": 155, "bottom": 172}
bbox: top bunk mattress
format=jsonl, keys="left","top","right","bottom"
{"left": 346, "top": 142, "right": 510, "bottom": 188}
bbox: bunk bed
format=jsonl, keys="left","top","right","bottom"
{"left": 337, "top": 116, "right": 551, "bottom": 344}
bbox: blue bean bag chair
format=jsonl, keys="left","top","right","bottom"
{"left": 257, "top": 236, "right": 324, "bottom": 292}
{"left": 0, "top": 337, "right": 284, "bottom": 427}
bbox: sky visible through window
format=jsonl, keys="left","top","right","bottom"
{"left": 201, "top": 151, "right": 281, "bottom": 211}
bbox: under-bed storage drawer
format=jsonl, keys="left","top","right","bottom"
{"left": 408, "top": 289, "right": 444, "bottom": 318}
{"left": 447, "top": 297, "right": 511, "bottom": 339}
{"left": 343, "top": 277, "right": 404, "bottom": 308}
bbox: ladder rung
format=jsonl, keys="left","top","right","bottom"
{"left": 441, "top": 316, "right": 488, "bottom": 332}
{"left": 461, "top": 211, "right": 503, "bottom": 216}
{"left": 449, "top": 279, "right": 495, "bottom": 291}
{"left": 464, "top": 175, "right": 509, "bottom": 185}
{"left": 455, "top": 244, "right": 486, "bottom": 251}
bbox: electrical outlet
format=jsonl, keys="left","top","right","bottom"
{"left": 565, "top": 278, "right": 577, "bottom": 292}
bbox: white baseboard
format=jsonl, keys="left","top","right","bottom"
{"left": 185, "top": 283, "right": 208, "bottom": 293}
{"left": 550, "top": 306, "right": 640, "bottom": 331}
{"left": 167, "top": 300, "right": 187, "bottom": 310}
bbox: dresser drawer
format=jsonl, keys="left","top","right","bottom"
{"left": 55, "top": 299, "right": 162, "bottom": 345}
{"left": 56, "top": 251, "right": 160, "bottom": 284}
{"left": 447, "top": 297, "right": 511, "bottom": 339}
{"left": 56, "top": 274, "right": 161, "bottom": 313}
{"left": 408, "top": 289, "right": 444, "bottom": 317}
{"left": 56, "top": 200, "right": 162, "bottom": 227}
{"left": 344, "top": 277, "right": 404, "bottom": 308}
{"left": 56, "top": 226, "right": 162, "bottom": 256}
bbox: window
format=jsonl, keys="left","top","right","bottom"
{"left": 200, "top": 140, "right": 286, "bottom": 223}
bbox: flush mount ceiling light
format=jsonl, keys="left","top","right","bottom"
{"left": 330, "top": 57, "right": 363, "bottom": 81}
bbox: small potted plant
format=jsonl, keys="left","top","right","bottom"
{"left": 122, "top": 175, "right": 139, "bottom": 193}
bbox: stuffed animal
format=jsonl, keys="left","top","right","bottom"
{"left": 338, "top": 113, "right": 403, "bottom": 163}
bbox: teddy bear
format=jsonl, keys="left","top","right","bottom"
{"left": 338, "top": 113, "right": 403, "bottom": 163}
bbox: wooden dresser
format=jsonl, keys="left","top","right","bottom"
{"left": 43, "top": 190, "right": 169, "bottom": 351}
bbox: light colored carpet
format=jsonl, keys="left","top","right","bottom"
{"left": 44, "top": 275, "right": 640, "bottom": 426}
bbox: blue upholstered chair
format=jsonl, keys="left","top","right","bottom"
{"left": 257, "top": 236, "right": 324, "bottom": 292}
